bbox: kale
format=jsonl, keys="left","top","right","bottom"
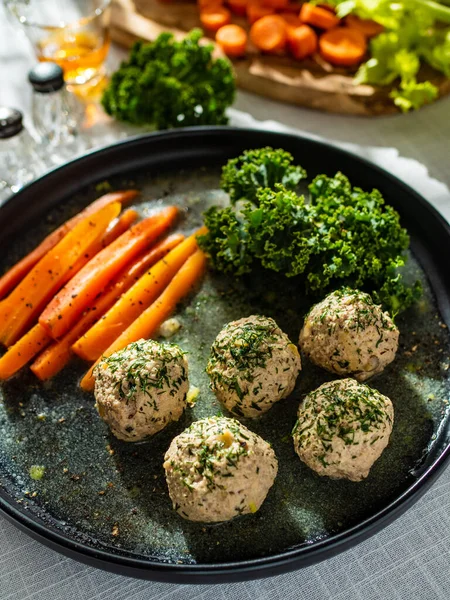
{"left": 101, "top": 29, "right": 236, "bottom": 129}
{"left": 198, "top": 153, "right": 421, "bottom": 314}
{"left": 220, "top": 147, "right": 307, "bottom": 205}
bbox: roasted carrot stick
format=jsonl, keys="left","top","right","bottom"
{"left": 0, "top": 324, "right": 51, "bottom": 380}
{"left": 0, "top": 190, "right": 138, "bottom": 301}
{"left": 200, "top": 7, "right": 231, "bottom": 31}
{"left": 39, "top": 206, "right": 178, "bottom": 340}
{"left": 250, "top": 15, "right": 287, "bottom": 52}
{"left": 299, "top": 3, "right": 340, "bottom": 29}
{"left": 319, "top": 27, "right": 367, "bottom": 66}
{"left": 287, "top": 24, "right": 318, "bottom": 59}
{"left": 0, "top": 202, "right": 121, "bottom": 348}
{"left": 345, "top": 14, "right": 384, "bottom": 38}
{"left": 30, "top": 233, "right": 184, "bottom": 381}
{"left": 80, "top": 248, "right": 207, "bottom": 392}
{"left": 72, "top": 227, "right": 206, "bottom": 363}
{"left": 102, "top": 208, "right": 139, "bottom": 247}
{"left": 216, "top": 24, "right": 248, "bottom": 57}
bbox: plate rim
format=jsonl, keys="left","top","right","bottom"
{"left": 1, "top": 126, "right": 450, "bottom": 583}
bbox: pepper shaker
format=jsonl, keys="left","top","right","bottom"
{"left": 28, "top": 62, "right": 85, "bottom": 166}
{"left": 0, "top": 107, "right": 45, "bottom": 202}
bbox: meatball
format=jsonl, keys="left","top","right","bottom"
{"left": 164, "top": 416, "right": 278, "bottom": 522}
{"left": 292, "top": 378, "right": 394, "bottom": 481}
{"left": 299, "top": 288, "right": 399, "bottom": 381}
{"left": 94, "top": 339, "right": 188, "bottom": 442}
{"left": 206, "top": 315, "right": 301, "bottom": 417}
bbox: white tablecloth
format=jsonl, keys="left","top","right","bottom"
{"left": 1, "top": 7, "right": 450, "bottom": 599}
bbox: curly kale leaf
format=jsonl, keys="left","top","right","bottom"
{"left": 199, "top": 167, "right": 420, "bottom": 314}
{"left": 101, "top": 29, "right": 235, "bottom": 129}
{"left": 220, "top": 147, "right": 307, "bottom": 205}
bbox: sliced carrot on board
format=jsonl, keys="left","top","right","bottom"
{"left": 200, "top": 7, "right": 231, "bottom": 32}
{"left": 101, "top": 208, "right": 139, "bottom": 247}
{"left": 345, "top": 14, "right": 384, "bottom": 38}
{"left": 30, "top": 233, "right": 184, "bottom": 381}
{"left": 261, "top": 0, "right": 289, "bottom": 8}
{"left": 198, "top": 0, "right": 223, "bottom": 7}
{"left": 216, "top": 24, "right": 248, "bottom": 57}
{"left": 226, "top": 0, "right": 248, "bottom": 16}
{"left": 72, "top": 227, "right": 207, "bottom": 363}
{"left": 279, "top": 12, "right": 303, "bottom": 30}
{"left": 80, "top": 249, "right": 207, "bottom": 392}
{"left": 319, "top": 26, "right": 367, "bottom": 66}
{"left": 299, "top": 3, "right": 340, "bottom": 29}
{"left": 0, "top": 202, "right": 121, "bottom": 348}
{"left": 39, "top": 206, "right": 179, "bottom": 340}
{"left": 287, "top": 24, "right": 318, "bottom": 59}
{"left": 282, "top": 2, "right": 304, "bottom": 12}
{"left": 247, "top": 1, "right": 274, "bottom": 24}
{"left": 0, "top": 324, "right": 51, "bottom": 380}
{"left": 250, "top": 15, "right": 287, "bottom": 52}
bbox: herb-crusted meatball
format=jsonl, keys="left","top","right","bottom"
{"left": 164, "top": 416, "right": 278, "bottom": 522}
{"left": 94, "top": 339, "right": 188, "bottom": 442}
{"left": 292, "top": 378, "right": 394, "bottom": 481}
{"left": 206, "top": 315, "right": 301, "bottom": 417}
{"left": 299, "top": 288, "right": 399, "bottom": 381}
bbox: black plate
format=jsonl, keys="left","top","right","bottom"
{"left": 1, "top": 127, "right": 450, "bottom": 583}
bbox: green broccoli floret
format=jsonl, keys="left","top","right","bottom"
{"left": 199, "top": 159, "right": 421, "bottom": 315}
{"left": 101, "top": 29, "right": 236, "bottom": 130}
{"left": 220, "top": 147, "right": 307, "bottom": 205}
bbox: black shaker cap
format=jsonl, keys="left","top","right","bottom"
{"left": 0, "top": 107, "right": 23, "bottom": 139}
{"left": 28, "top": 62, "right": 64, "bottom": 93}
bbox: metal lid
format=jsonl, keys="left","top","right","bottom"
{"left": 0, "top": 107, "right": 23, "bottom": 139}
{"left": 28, "top": 62, "right": 64, "bottom": 93}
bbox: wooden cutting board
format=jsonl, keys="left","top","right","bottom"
{"left": 110, "top": 0, "right": 450, "bottom": 116}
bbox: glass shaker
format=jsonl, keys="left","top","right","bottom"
{"left": 0, "top": 107, "right": 45, "bottom": 203}
{"left": 28, "top": 62, "right": 84, "bottom": 167}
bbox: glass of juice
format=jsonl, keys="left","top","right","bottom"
{"left": 5, "top": 0, "right": 111, "bottom": 86}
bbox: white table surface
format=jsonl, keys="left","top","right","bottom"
{"left": 1, "top": 6, "right": 450, "bottom": 600}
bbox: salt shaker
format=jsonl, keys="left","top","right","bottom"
{"left": 28, "top": 62, "right": 84, "bottom": 166}
{"left": 0, "top": 107, "right": 45, "bottom": 202}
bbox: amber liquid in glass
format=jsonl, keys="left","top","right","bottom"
{"left": 37, "top": 30, "right": 110, "bottom": 85}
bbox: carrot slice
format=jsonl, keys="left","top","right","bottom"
{"left": 250, "top": 15, "right": 287, "bottom": 52}
{"left": 319, "top": 27, "right": 367, "bottom": 66}
{"left": 227, "top": 0, "right": 248, "bottom": 16}
{"left": 30, "top": 233, "right": 184, "bottom": 381}
{"left": 261, "top": 0, "right": 289, "bottom": 8}
{"left": 0, "top": 324, "right": 51, "bottom": 380}
{"left": 72, "top": 227, "right": 207, "bottom": 363}
{"left": 279, "top": 12, "right": 303, "bottom": 30}
{"left": 345, "top": 14, "right": 384, "bottom": 38}
{"left": 198, "top": 0, "right": 223, "bottom": 7}
{"left": 247, "top": 2, "right": 274, "bottom": 24}
{"left": 0, "top": 202, "right": 121, "bottom": 347}
{"left": 101, "top": 208, "right": 139, "bottom": 247}
{"left": 287, "top": 24, "right": 318, "bottom": 59}
{"left": 39, "top": 206, "right": 179, "bottom": 340}
{"left": 299, "top": 3, "right": 340, "bottom": 29}
{"left": 0, "top": 190, "right": 138, "bottom": 301}
{"left": 200, "top": 7, "right": 231, "bottom": 32}
{"left": 80, "top": 249, "right": 207, "bottom": 392}
{"left": 216, "top": 24, "right": 248, "bottom": 57}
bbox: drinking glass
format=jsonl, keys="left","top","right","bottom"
{"left": 4, "top": 0, "right": 111, "bottom": 86}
